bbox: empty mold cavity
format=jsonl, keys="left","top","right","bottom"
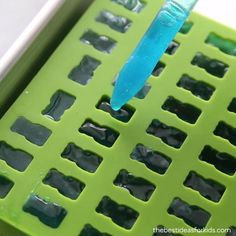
{"left": 0, "top": 141, "right": 33, "bottom": 172}
{"left": 111, "top": 0, "right": 145, "bottom": 13}
{"left": 152, "top": 61, "right": 166, "bottom": 77}
{"left": 147, "top": 119, "right": 187, "bottom": 148}
{"left": 23, "top": 194, "right": 67, "bottom": 228}
{"left": 96, "top": 96, "right": 135, "bottom": 122}
{"left": 11, "top": 117, "right": 52, "bottom": 146}
{"left": 135, "top": 83, "right": 151, "bottom": 99}
{"left": 80, "top": 30, "right": 116, "bottom": 54}
{"left": 68, "top": 55, "right": 101, "bottom": 85}
{"left": 114, "top": 169, "right": 155, "bottom": 201}
{"left": 61, "top": 143, "right": 102, "bottom": 173}
{"left": 162, "top": 96, "right": 201, "bottom": 124}
{"left": 0, "top": 176, "right": 14, "bottom": 199}
{"left": 228, "top": 98, "right": 236, "bottom": 114}
{"left": 96, "top": 10, "right": 132, "bottom": 33}
{"left": 184, "top": 171, "right": 225, "bottom": 202}
{"left": 79, "top": 120, "right": 119, "bottom": 147}
{"left": 43, "top": 169, "right": 85, "bottom": 200}
{"left": 80, "top": 224, "right": 111, "bottom": 236}
{"left": 165, "top": 41, "right": 179, "bottom": 55}
{"left": 227, "top": 227, "right": 236, "bottom": 236}
{"left": 177, "top": 74, "right": 215, "bottom": 101}
{"left": 214, "top": 121, "right": 236, "bottom": 146}
{"left": 205, "top": 33, "right": 236, "bottom": 56}
{"left": 153, "top": 225, "right": 182, "bottom": 236}
{"left": 42, "top": 91, "right": 75, "bottom": 121}
{"left": 199, "top": 146, "right": 236, "bottom": 176}
{"left": 167, "top": 198, "right": 210, "bottom": 229}
{"left": 96, "top": 196, "right": 139, "bottom": 229}
{"left": 191, "top": 52, "right": 228, "bottom": 78}
{"left": 130, "top": 144, "right": 171, "bottom": 174}
{"left": 179, "top": 21, "right": 193, "bottom": 34}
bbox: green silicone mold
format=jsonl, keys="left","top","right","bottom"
{"left": 0, "top": 0, "right": 236, "bottom": 235}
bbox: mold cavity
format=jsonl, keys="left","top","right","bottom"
{"left": 167, "top": 198, "right": 211, "bottom": 229}
{"left": 162, "top": 96, "right": 201, "bottom": 124}
{"left": 43, "top": 169, "right": 85, "bottom": 200}
{"left": 177, "top": 74, "right": 215, "bottom": 101}
{"left": 135, "top": 83, "right": 151, "bottom": 99}
{"left": 68, "top": 55, "right": 101, "bottom": 85}
{"left": 228, "top": 98, "right": 236, "bottom": 114}
{"left": 96, "top": 196, "right": 139, "bottom": 229}
{"left": 96, "top": 10, "right": 132, "bottom": 33}
{"left": 179, "top": 21, "right": 193, "bottom": 34}
{"left": 0, "top": 141, "right": 33, "bottom": 172}
{"left": 23, "top": 194, "right": 67, "bottom": 228}
{"left": 205, "top": 33, "right": 236, "bottom": 56}
{"left": 111, "top": 0, "right": 145, "bottom": 13}
{"left": 146, "top": 119, "right": 187, "bottom": 149}
{"left": 199, "top": 146, "right": 236, "bottom": 176}
{"left": 0, "top": 176, "right": 14, "bottom": 199}
{"left": 153, "top": 225, "right": 181, "bottom": 235}
{"left": 191, "top": 52, "right": 228, "bottom": 78}
{"left": 227, "top": 227, "right": 236, "bottom": 236}
{"left": 130, "top": 144, "right": 171, "bottom": 174}
{"left": 80, "top": 30, "right": 116, "bottom": 54}
{"left": 152, "top": 61, "right": 166, "bottom": 77}
{"left": 79, "top": 224, "right": 111, "bottom": 236}
{"left": 11, "top": 117, "right": 52, "bottom": 146}
{"left": 79, "top": 120, "right": 119, "bottom": 147}
{"left": 184, "top": 171, "right": 225, "bottom": 202}
{"left": 214, "top": 121, "right": 236, "bottom": 146}
{"left": 42, "top": 91, "right": 75, "bottom": 121}
{"left": 114, "top": 169, "right": 155, "bottom": 201}
{"left": 165, "top": 41, "right": 179, "bottom": 55}
{"left": 96, "top": 96, "right": 135, "bottom": 122}
{"left": 61, "top": 143, "right": 102, "bottom": 173}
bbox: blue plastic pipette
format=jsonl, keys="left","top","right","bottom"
{"left": 111, "top": 0, "right": 198, "bottom": 110}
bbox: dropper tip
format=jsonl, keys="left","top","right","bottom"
{"left": 110, "top": 98, "right": 123, "bottom": 111}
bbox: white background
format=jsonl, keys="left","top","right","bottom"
{"left": 0, "top": 0, "right": 236, "bottom": 59}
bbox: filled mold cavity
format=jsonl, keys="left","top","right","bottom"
{"left": 80, "top": 30, "right": 116, "bottom": 54}
{"left": 23, "top": 194, "right": 67, "bottom": 228}
{"left": 96, "top": 96, "right": 135, "bottom": 122}
{"left": 227, "top": 227, "right": 236, "bottom": 236}
{"left": 96, "top": 196, "right": 139, "bottom": 229}
{"left": 114, "top": 169, "right": 155, "bottom": 201}
{"left": 146, "top": 119, "right": 187, "bottom": 149}
{"left": 179, "top": 21, "right": 193, "bottom": 34}
{"left": 130, "top": 144, "right": 171, "bottom": 174}
{"left": 228, "top": 98, "right": 236, "bottom": 114}
{"left": 68, "top": 55, "right": 101, "bottom": 85}
{"left": 42, "top": 91, "right": 75, "bottom": 121}
{"left": 11, "top": 116, "right": 52, "bottom": 146}
{"left": 43, "top": 169, "right": 85, "bottom": 200}
{"left": 135, "top": 83, "right": 151, "bottom": 99}
{"left": 167, "top": 198, "right": 211, "bottom": 229}
{"left": 191, "top": 52, "right": 228, "bottom": 78}
{"left": 96, "top": 10, "right": 132, "bottom": 33}
{"left": 79, "top": 120, "right": 119, "bottom": 147}
{"left": 0, "top": 175, "right": 14, "bottom": 199}
{"left": 184, "top": 171, "right": 225, "bottom": 202}
{"left": 177, "top": 74, "right": 215, "bottom": 101}
{"left": 214, "top": 121, "right": 236, "bottom": 146}
{"left": 0, "top": 141, "right": 33, "bottom": 172}
{"left": 165, "top": 41, "right": 179, "bottom": 55}
{"left": 111, "top": 0, "right": 145, "bottom": 13}
{"left": 61, "top": 143, "right": 102, "bottom": 173}
{"left": 205, "top": 33, "right": 236, "bottom": 56}
{"left": 152, "top": 61, "right": 166, "bottom": 77}
{"left": 79, "top": 224, "right": 111, "bottom": 236}
{"left": 199, "top": 145, "right": 236, "bottom": 176}
{"left": 162, "top": 96, "right": 201, "bottom": 124}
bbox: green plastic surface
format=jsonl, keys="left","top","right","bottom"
{"left": 0, "top": 0, "right": 236, "bottom": 235}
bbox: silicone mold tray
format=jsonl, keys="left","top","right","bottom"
{"left": 0, "top": 0, "right": 236, "bottom": 235}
